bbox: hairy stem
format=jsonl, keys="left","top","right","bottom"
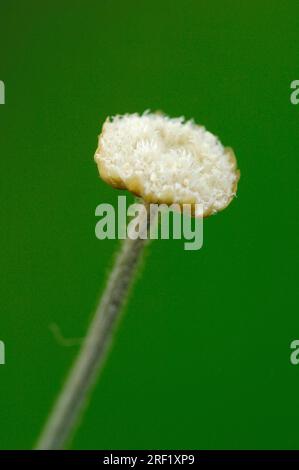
{"left": 36, "top": 202, "right": 153, "bottom": 450}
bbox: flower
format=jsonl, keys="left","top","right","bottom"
{"left": 94, "top": 112, "right": 240, "bottom": 217}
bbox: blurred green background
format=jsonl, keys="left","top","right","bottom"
{"left": 1, "top": 0, "right": 299, "bottom": 450}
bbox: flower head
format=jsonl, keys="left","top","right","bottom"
{"left": 94, "top": 112, "right": 239, "bottom": 217}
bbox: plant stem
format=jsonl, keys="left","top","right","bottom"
{"left": 35, "top": 201, "right": 153, "bottom": 450}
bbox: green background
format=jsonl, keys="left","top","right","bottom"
{"left": 1, "top": 0, "right": 299, "bottom": 450}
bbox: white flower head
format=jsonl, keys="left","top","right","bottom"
{"left": 94, "top": 112, "right": 240, "bottom": 217}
